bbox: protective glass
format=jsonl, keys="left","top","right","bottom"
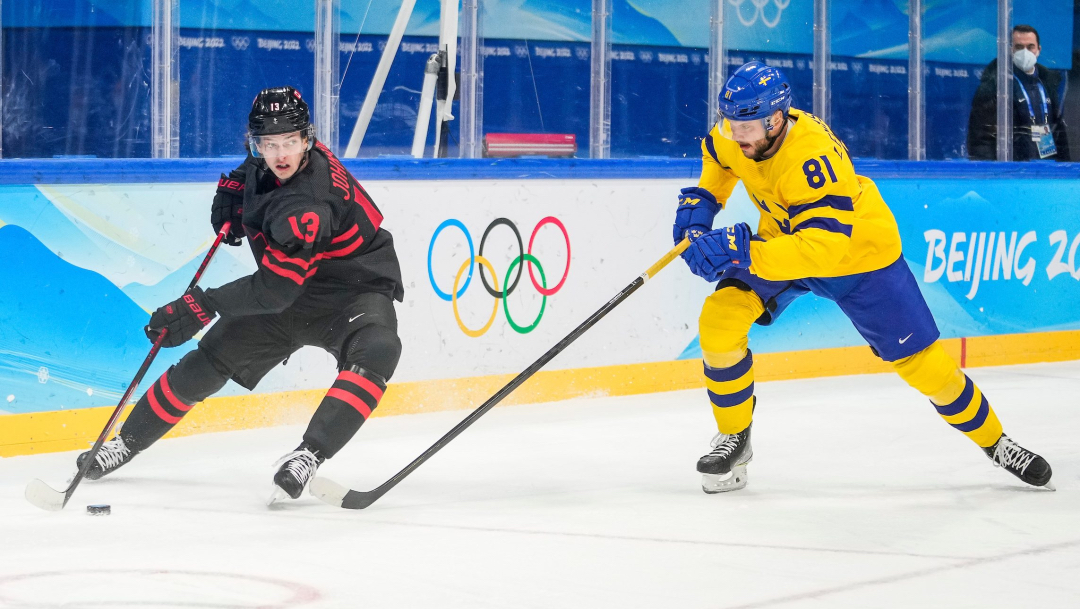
{"left": 717, "top": 116, "right": 770, "bottom": 142}
{"left": 247, "top": 127, "right": 315, "bottom": 158}
{"left": 3, "top": 2, "right": 152, "bottom": 158}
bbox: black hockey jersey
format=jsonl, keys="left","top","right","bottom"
{"left": 204, "top": 140, "right": 404, "bottom": 317}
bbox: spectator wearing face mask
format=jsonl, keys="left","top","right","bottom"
{"left": 967, "top": 24, "right": 1070, "bottom": 161}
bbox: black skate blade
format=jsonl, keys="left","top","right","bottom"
{"left": 25, "top": 479, "right": 68, "bottom": 511}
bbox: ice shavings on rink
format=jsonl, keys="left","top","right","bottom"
{"left": 1, "top": 360, "right": 1078, "bottom": 608}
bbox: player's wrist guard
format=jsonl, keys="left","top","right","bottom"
{"left": 674, "top": 186, "right": 722, "bottom": 244}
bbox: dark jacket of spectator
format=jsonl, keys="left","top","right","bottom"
{"left": 967, "top": 58, "right": 1070, "bottom": 161}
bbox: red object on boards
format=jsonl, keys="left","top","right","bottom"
{"left": 483, "top": 133, "right": 577, "bottom": 158}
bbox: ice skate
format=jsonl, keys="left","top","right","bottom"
{"left": 984, "top": 434, "right": 1054, "bottom": 489}
{"left": 76, "top": 436, "right": 137, "bottom": 480}
{"left": 269, "top": 443, "right": 325, "bottom": 504}
{"left": 697, "top": 425, "right": 752, "bottom": 493}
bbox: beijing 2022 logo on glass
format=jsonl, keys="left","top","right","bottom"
{"left": 427, "top": 217, "right": 570, "bottom": 337}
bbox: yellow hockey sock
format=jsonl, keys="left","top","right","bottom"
{"left": 892, "top": 343, "right": 1003, "bottom": 447}
{"left": 705, "top": 350, "right": 755, "bottom": 435}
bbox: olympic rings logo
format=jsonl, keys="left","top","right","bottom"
{"left": 728, "top": 0, "right": 789, "bottom": 28}
{"left": 427, "top": 217, "right": 571, "bottom": 337}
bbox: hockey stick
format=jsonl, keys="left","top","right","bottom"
{"left": 25, "top": 222, "right": 233, "bottom": 511}
{"left": 311, "top": 237, "right": 692, "bottom": 509}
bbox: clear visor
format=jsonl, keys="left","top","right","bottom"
{"left": 247, "top": 126, "right": 315, "bottom": 158}
{"left": 717, "top": 116, "right": 770, "bottom": 142}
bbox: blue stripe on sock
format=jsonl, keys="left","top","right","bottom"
{"left": 952, "top": 395, "right": 990, "bottom": 432}
{"left": 704, "top": 350, "right": 754, "bottom": 383}
{"left": 708, "top": 382, "right": 755, "bottom": 409}
{"left": 934, "top": 376, "right": 975, "bottom": 417}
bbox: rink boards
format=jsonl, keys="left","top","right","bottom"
{"left": 1, "top": 159, "right": 1079, "bottom": 456}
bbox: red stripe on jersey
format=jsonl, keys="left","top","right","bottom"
{"left": 331, "top": 224, "right": 359, "bottom": 244}
{"left": 320, "top": 234, "right": 364, "bottom": 259}
{"left": 266, "top": 246, "right": 316, "bottom": 270}
{"left": 327, "top": 388, "right": 373, "bottom": 418}
{"left": 354, "top": 185, "right": 383, "bottom": 231}
{"left": 261, "top": 254, "right": 318, "bottom": 285}
{"left": 147, "top": 387, "right": 182, "bottom": 424}
{"left": 337, "top": 369, "right": 384, "bottom": 402}
{"left": 158, "top": 373, "right": 193, "bottom": 412}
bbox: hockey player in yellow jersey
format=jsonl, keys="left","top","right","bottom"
{"left": 676, "top": 61, "right": 1052, "bottom": 493}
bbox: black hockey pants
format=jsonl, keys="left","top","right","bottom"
{"left": 119, "top": 292, "right": 401, "bottom": 457}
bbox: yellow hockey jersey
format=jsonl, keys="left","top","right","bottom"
{"left": 698, "top": 108, "right": 902, "bottom": 281}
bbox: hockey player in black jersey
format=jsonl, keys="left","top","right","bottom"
{"left": 77, "top": 86, "right": 405, "bottom": 503}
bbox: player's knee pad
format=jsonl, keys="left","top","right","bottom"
{"left": 699, "top": 286, "right": 764, "bottom": 368}
{"left": 168, "top": 347, "right": 233, "bottom": 404}
{"left": 341, "top": 323, "right": 402, "bottom": 382}
{"left": 892, "top": 342, "right": 966, "bottom": 404}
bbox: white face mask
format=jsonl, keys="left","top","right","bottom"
{"left": 1013, "top": 48, "right": 1037, "bottom": 73}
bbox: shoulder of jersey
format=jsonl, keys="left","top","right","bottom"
{"left": 264, "top": 179, "right": 332, "bottom": 220}
{"left": 785, "top": 109, "right": 838, "bottom": 154}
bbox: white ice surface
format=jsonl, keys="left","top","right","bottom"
{"left": 2, "top": 361, "right": 1079, "bottom": 608}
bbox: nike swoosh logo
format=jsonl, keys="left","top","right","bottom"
{"left": 348, "top": 313, "right": 365, "bottom": 323}
{"left": 898, "top": 333, "right": 913, "bottom": 344}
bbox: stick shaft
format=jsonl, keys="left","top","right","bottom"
{"left": 342, "top": 238, "right": 691, "bottom": 508}
{"left": 56, "top": 222, "right": 232, "bottom": 508}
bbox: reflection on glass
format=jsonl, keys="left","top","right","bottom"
{"left": 178, "top": 1, "right": 315, "bottom": 157}
{"left": 920, "top": 1, "right": 995, "bottom": 160}
{"left": 827, "top": 2, "right": 909, "bottom": 160}
{"left": 609, "top": 1, "right": 706, "bottom": 158}
{"left": 722, "top": 0, "right": 814, "bottom": 149}
{"left": 480, "top": 4, "right": 590, "bottom": 160}
{"left": 2, "top": 1, "right": 151, "bottom": 158}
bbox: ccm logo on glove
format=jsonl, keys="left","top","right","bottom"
{"left": 673, "top": 186, "right": 722, "bottom": 245}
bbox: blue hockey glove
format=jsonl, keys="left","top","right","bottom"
{"left": 681, "top": 223, "right": 753, "bottom": 282}
{"left": 673, "top": 187, "right": 721, "bottom": 244}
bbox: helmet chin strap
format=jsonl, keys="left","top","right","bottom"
{"left": 763, "top": 111, "right": 787, "bottom": 133}
{"left": 758, "top": 114, "right": 791, "bottom": 160}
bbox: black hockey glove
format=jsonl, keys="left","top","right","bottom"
{"left": 145, "top": 287, "right": 218, "bottom": 348}
{"left": 212, "top": 166, "right": 249, "bottom": 246}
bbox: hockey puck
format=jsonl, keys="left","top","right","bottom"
{"left": 86, "top": 504, "right": 111, "bottom": 516}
